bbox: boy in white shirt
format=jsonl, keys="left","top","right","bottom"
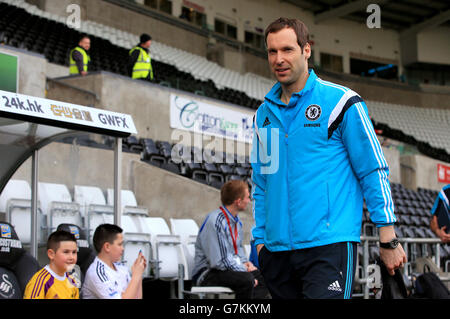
{"left": 81, "top": 224, "right": 147, "bottom": 299}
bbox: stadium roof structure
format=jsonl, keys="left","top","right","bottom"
{"left": 285, "top": 0, "right": 450, "bottom": 31}
{"left": 0, "top": 89, "right": 137, "bottom": 257}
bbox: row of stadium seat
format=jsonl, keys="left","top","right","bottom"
{"left": 136, "top": 137, "right": 252, "bottom": 189}
{"left": 360, "top": 182, "right": 450, "bottom": 265}
{"left": 62, "top": 135, "right": 253, "bottom": 190}
{"left": 0, "top": 0, "right": 273, "bottom": 102}
{"left": 0, "top": 1, "right": 262, "bottom": 109}
{"left": 0, "top": 180, "right": 145, "bottom": 243}
{"left": 368, "top": 100, "right": 450, "bottom": 154}
{"left": 0, "top": 179, "right": 215, "bottom": 283}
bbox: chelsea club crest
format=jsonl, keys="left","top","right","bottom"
{"left": 305, "top": 104, "right": 322, "bottom": 121}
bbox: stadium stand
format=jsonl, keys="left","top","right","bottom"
{"left": 0, "top": 0, "right": 262, "bottom": 109}
{"left": 1, "top": 0, "right": 448, "bottom": 165}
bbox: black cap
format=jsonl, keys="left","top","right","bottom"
{"left": 140, "top": 33, "right": 152, "bottom": 44}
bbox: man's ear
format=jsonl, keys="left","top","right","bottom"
{"left": 303, "top": 42, "right": 311, "bottom": 59}
{"left": 103, "top": 242, "right": 110, "bottom": 253}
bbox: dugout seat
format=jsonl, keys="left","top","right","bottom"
{"left": 0, "top": 222, "right": 40, "bottom": 299}
{"left": 140, "top": 217, "right": 186, "bottom": 280}
{"left": 169, "top": 218, "right": 199, "bottom": 280}
{"left": 106, "top": 188, "right": 148, "bottom": 216}
{"left": 38, "top": 182, "right": 82, "bottom": 233}
{"left": 73, "top": 185, "right": 114, "bottom": 244}
{"left": 140, "top": 217, "right": 187, "bottom": 298}
{"left": 120, "top": 214, "right": 152, "bottom": 278}
{"left": 0, "top": 179, "right": 45, "bottom": 245}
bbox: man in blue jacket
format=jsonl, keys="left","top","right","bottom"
{"left": 251, "top": 17, "right": 407, "bottom": 299}
{"left": 429, "top": 184, "right": 450, "bottom": 243}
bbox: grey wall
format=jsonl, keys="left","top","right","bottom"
{"left": 0, "top": 46, "right": 46, "bottom": 97}
{"left": 400, "top": 154, "right": 449, "bottom": 191}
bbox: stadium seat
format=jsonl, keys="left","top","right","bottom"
{"left": 203, "top": 163, "right": 224, "bottom": 189}
{"left": 122, "top": 135, "right": 143, "bottom": 154}
{"left": 120, "top": 214, "right": 152, "bottom": 278}
{"left": 156, "top": 141, "right": 172, "bottom": 158}
{"left": 160, "top": 160, "right": 181, "bottom": 175}
{"left": 169, "top": 218, "right": 199, "bottom": 280}
{"left": 0, "top": 222, "right": 40, "bottom": 299}
{"left": 140, "top": 217, "right": 186, "bottom": 281}
{"left": 170, "top": 143, "right": 192, "bottom": 165}
{"left": 140, "top": 138, "right": 166, "bottom": 167}
{"left": 73, "top": 185, "right": 107, "bottom": 217}
{"left": 106, "top": 188, "right": 148, "bottom": 216}
{"left": 73, "top": 185, "right": 114, "bottom": 243}
{"left": 191, "top": 169, "right": 208, "bottom": 185}
{"left": 38, "top": 182, "right": 82, "bottom": 233}
{"left": 0, "top": 179, "right": 45, "bottom": 244}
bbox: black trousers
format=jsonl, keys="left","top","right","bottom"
{"left": 200, "top": 269, "right": 270, "bottom": 299}
{"left": 258, "top": 242, "right": 357, "bottom": 299}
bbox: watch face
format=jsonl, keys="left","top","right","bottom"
{"left": 391, "top": 238, "right": 399, "bottom": 248}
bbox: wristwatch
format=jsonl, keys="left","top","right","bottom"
{"left": 379, "top": 238, "right": 399, "bottom": 249}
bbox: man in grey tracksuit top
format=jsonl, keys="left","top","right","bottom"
{"left": 192, "top": 180, "right": 270, "bottom": 299}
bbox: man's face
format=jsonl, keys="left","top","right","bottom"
{"left": 266, "top": 27, "right": 310, "bottom": 87}
{"left": 142, "top": 40, "right": 151, "bottom": 49}
{"left": 79, "top": 37, "right": 91, "bottom": 51}
{"left": 237, "top": 188, "right": 251, "bottom": 211}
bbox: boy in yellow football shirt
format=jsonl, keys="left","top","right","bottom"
{"left": 24, "top": 230, "right": 79, "bottom": 299}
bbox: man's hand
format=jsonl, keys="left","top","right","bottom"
{"left": 81, "top": 71, "right": 88, "bottom": 76}
{"left": 379, "top": 226, "right": 407, "bottom": 276}
{"left": 430, "top": 216, "right": 450, "bottom": 243}
{"left": 380, "top": 244, "right": 407, "bottom": 276}
{"left": 244, "top": 261, "right": 257, "bottom": 272}
{"left": 436, "top": 226, "right": 450, "bottom": 243}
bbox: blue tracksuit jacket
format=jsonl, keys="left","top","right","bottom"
{"left": 251, "top": 69, "right": 396, "bottom": 252}
{"left": 430, "top": 184, "right": 450, "bottom": 228}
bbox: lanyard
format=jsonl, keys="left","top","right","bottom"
{"left": 220, "top": 206, "right": 238, "bottom": 255}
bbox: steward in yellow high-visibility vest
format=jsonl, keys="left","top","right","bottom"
{"left": 69, "top": 35, "right": 91, "bottom": 76}
{"left": 128, "top": 33, "right": 154, "bottom": 81}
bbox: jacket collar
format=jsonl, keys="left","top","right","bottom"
{"left": 137, "top": 44, "right": 149, "bottom": 53}
{"left": 221, "top": 206, "right": 240, "bottom": 224}
{"left": 264, "top": 69, "right": 317, "bottom": 126}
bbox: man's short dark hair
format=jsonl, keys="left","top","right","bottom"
{"left": 79, "top": 34, "right": 90, "bottom": 42}
{"left": 264, "top": 17, "right": 310, "bottom": 52}
{"left": 92, "top": 224, "right": 123, "bottom": 253}
{"left": 140, "top": 33, "right": 152, "bottom": 44}
{"left": 220, "top": 180, "right": 248, "bottom": 206}
{"left": 47, "top": 230, "right": 77, "bottom": 251}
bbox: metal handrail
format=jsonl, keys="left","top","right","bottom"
{"left": 358, "top": 235, "right": 446, "bottom": 299}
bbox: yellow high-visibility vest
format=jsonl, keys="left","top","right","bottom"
{"left": 129, "top": 46, "right": 153, "bottom": 80}
{"left": 69, "top": 47, "right": 90, "bottom": 75}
